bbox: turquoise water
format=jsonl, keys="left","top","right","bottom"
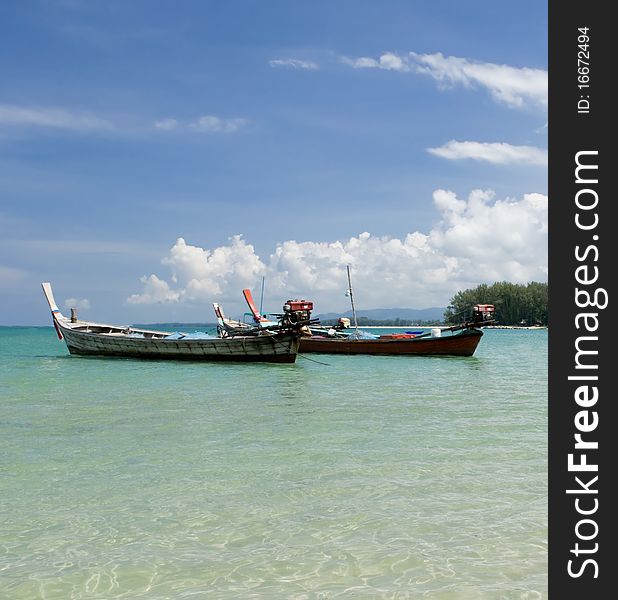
{"left": 0, "top": 327, "right": 547, "bottom": 599}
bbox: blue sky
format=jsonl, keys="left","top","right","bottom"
{"left": 1, "top": 1, "right": 547, "bottom": 325}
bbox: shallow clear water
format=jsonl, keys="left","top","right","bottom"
{"left": 0, "top": 327, "right": 547, "bottom": 599}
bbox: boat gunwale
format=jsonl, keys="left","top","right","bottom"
{"left": 303, "top": 327, "right": 483, "bottom": 343}
{"left": 60, "top": 323, "right": 290, "bottom": 343}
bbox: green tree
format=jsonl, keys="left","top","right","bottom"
{"left": 444, "top": 281, "right": 548, "bottom": 326}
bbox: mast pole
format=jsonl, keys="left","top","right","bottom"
{"left": 346, "top": 265, "right": 358, "bottom": 332}
{"left": 259, "top": 276, "right": 265, "bottom": 316}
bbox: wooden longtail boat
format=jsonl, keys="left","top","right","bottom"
{"left": 298, "top": 266, "right": 494, "bottom": 356}
{"left": 299, "top": 325, "right": 485, "bottom": 356}
{"left": 298, "top": 302, "right": 495, "bottom": 357}
{"left": 237, "top": 268, "right": 495, "bottom": 357}
{"left": 41, "top": 282, "right": 302, "bottom": 363}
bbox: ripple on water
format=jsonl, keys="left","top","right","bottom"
{"left": 0, "top": 328, "right": 547, "bottom": 598}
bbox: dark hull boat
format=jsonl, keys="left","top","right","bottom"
{"left": 299, "top": 327, "right": 484, "bottom": 357}
{"left": 42, "top": 283, "right": 301, "bottom": 363}
{"left": 294, "top": 266, "right": 492, "bottom": 357}
{"left": 233, "top": 279, "right": 494, "bottom": 358}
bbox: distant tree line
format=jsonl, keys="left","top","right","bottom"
{"left": 444, "top": 281, "right": 548, "bottom": 326}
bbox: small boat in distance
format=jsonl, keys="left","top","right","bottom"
{"left": 41, "top": 282, "right": 309, "bottom": 363}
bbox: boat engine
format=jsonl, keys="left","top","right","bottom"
{"left": 281, "top": 299, "right": 316, "bottom": 329}
{"left": 337, "top": 317, "right": 351, "bottom": 329}
{"left": 472, "top": 304, "right": 496, "bottom": 325}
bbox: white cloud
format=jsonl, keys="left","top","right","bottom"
{"left": 127, "top": 236, "right": 263, "bottom": 304}
{"left": 128, "top": 190, "right": 547, "bottom": 311}
{"left": 269, "top": 59, "right": 319, "bottom": 70}
{"left": 409, "top": 52, "right": 547, "bottom": 109}
{"left": 127, "top": 275, "right": 181, "bottom": 304}
{"left": 341, "top": 52, "right": 410, "bottom": 72}
{"left": 154, "top": 118, "right": 179, "bottom": 130}
{"left": 64, "top": 297, "right": 91, "bottom": 310}
{"left": 0, "top": 104, "right": 113, "bottom": 131}
{"left": 428, "top": 141, "right": 548, "bottom": 166}
{"left": 153, "top": 115, "right": 248, "bottom": 134}
{"left": 0, "top": 105, "right": 249, "bottom": 136}
{"left": 340, "top": 51, "right": 547, "bottom": 110}
{"left": 190, "top": 116, "right": 247, "bottom": 133}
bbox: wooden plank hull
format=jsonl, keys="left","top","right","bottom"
{"left": 299, "top": 329, "right": 483, "bottom": 356}
{"left": 41, "top": 282, "right": 300, "bottom": 363}
{"left": 60, "top": 326, "right": 300, "bottom": 363}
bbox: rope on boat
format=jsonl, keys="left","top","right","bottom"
{"left": 296, "top": 352, "right": 331, "bottom": 366}
{"left": 270, "top": 333, "right": 331, "bottom": 366}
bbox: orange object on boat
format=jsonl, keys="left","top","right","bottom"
{"left": 378, "top": 333, "right": 418, "bottom": 340}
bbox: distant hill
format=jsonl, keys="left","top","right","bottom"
{"left": 316, "top": 307, "right": 446, "bottom": 322}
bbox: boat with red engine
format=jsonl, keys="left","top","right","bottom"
{"left": 220, "top": 278, "right": 495, "bottom": 357}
